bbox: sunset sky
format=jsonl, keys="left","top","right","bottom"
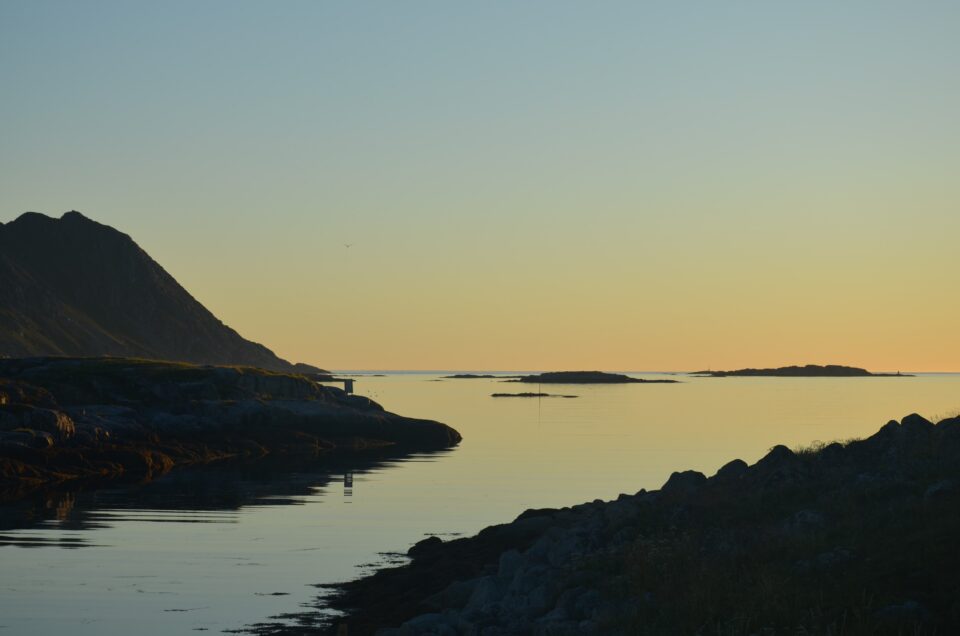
{"left": 2, "top": 2, "right": 958, "bottom": 371}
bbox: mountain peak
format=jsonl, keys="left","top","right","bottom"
{"left": 0, "top": 211, "right": 323, "bottom": 373}
{"left": 62, "top": 210, "right": 90, "bottom": 221}
{"left": 8, "top": 211, "right": 52, "bottom": 225}
{"left": 8, "top": 210, "right": 102, "bottom": 227}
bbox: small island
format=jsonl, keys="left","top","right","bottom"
{"left": 509, "top": 371, "right": 678, "bottom": 384}
{"left": 691, "top": 364, "right": 912, "bottom": 378}
{"left": 442, "top": 374, "right": 500, "bottom": 379}
{"left": 491, "top": 393, "right": 578, "bottom": 399}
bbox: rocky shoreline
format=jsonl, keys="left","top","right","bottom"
{"left": 0, "top": 357, "right": 461, "bottom": 501}
{"left": 296, "top": 413, "right": 960, "bottom": 636}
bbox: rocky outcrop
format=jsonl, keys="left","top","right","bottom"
{"left": 0, "top": 210, "right": 323, "bottom": 373}
{"left": 0, "top": 357, "right": 460, "bottom": 499}
{"left": 315, "top": 414, "right": 960, "bottom": 636}
{"left": 510, "top": 371, "right": 677, "bottom": 384}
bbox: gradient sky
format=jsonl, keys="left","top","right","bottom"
{"left": 2, "top": 1, "right": 958, "bottom": 371}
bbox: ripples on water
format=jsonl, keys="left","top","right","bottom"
{"left": 1, "top": 373, "right": 958, "bottom": 634}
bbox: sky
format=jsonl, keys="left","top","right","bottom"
{"left": 1, "top": 1, "right": 958, "bottom": 371}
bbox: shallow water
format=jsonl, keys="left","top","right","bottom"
{"left": 1, "top": 372, "right": 958, "bottom": 634}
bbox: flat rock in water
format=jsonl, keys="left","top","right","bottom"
{"left": 490, "top": 393, "right": 578, "bottom": 398}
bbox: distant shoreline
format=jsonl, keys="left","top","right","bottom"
{"left": 328, "top": 369, "right": 953, "bottom": 375}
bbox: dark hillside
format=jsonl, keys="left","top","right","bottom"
{"left": 0, "top": 211, "right": 319, "bottom": 372}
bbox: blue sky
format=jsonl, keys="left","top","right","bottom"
{"left": 2, "top": 1, "right": 958, "bottom": 369}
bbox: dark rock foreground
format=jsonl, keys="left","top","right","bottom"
{"left": 0, "top": 357, "right": 460, "bottom": 501}
{"left": 290, "top": 413, "right": 960, "bottom": 636}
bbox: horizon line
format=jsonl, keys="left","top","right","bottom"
{"left": 328, "top": 369, "right": 958, "bottom": 375}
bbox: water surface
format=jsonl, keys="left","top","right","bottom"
{"left": 1, "top": 372, "right": 958, "bottom": 634}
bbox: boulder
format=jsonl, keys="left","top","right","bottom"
{"left": 409, "top": 536, "right": 444, "bottom": 557}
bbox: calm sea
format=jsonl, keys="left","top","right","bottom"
{"left": 1, "top": 372, "right": 958, "bottom": 634}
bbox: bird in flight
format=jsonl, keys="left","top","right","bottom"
{"left": 344, "top": 243, "right": 353, "bottom": 248}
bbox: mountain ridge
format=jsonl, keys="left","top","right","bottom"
{"left": 0, "top": 210, "right": 321, "bottom": 373}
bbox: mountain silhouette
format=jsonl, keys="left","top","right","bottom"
{"left": 0, "top": 211, "right": 321, "bottom": 373}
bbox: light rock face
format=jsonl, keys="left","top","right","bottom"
{"left": 0, "top": 357, "right": 460, "bottom": 495}
{"left": 329, "top": 413, "right": 960, "bottom": 636}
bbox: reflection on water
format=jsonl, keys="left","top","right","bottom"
{"left": 0, "top": 447, "right": 455, "bottom": 635}
{"left": 1, "top": 372, "right": 958, "bottom": 635}
{"left": 0, "top": 449, "right": 448, "bottom": 548}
